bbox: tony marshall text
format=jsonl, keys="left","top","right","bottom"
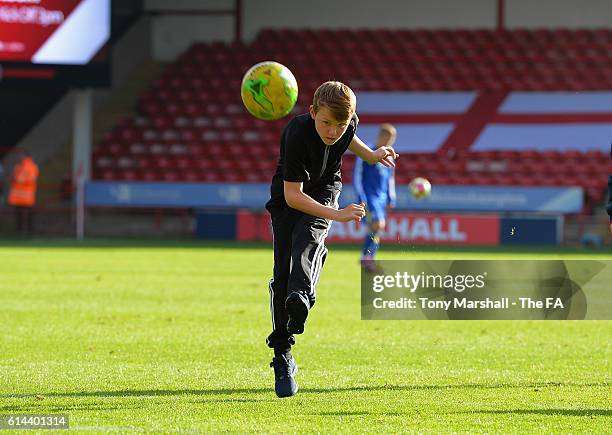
{"left": 373, "top": 297, "right": 565, "bottom": 310}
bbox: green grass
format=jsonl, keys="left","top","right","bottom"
{"left": 0, "top": 240, "right": 610, "bottom": 432}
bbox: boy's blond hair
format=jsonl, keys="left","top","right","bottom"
{"left": 312, "top": 81, "right": 356, "bottom": 121}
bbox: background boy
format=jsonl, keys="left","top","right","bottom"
{"left": 353, "top": 124, "right": 397, "bottom": 273}
{"left": 264, "top": 81, "right": 398, "bottom": 397}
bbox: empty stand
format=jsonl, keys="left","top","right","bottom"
{"left": 91, "top": 28, "right": 612, "bottom": 206}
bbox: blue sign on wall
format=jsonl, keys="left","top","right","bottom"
{"left": 195, "top": 212, "right": 237, "bottom": 239}
{"left": 86, "top": 182, "right": 583, "bottom": 214}
{"left": 85, "top": 182, "right": 270, "bottom": 209}
{"left": 341, "top": 185, "right": 583, "bottom": 213}
{"left": 500, "top": 217, "right": 560, "bottom": 245}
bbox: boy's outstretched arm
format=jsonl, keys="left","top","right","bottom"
{"left": 349, "top": 135, "right": 399, "bottom": 167}
{"left": 284, "top": 181, "right": 365, "bottom": 222}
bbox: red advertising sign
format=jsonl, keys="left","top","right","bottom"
{"left": 237, "top": 211, "right": 500, "bottom": 246}
{"left": 327, "top": 213, "right": 500, "bottom": 245}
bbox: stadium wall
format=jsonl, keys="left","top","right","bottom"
{"left": 241, "top": 0, "right": 495, "bottom": 40}
{"left": 145, "top": 0, "right": 612, "bottom": 61}
{"left": 146, "top": 0, "right": 234, "bottom": 61}
{"left": 506, "top": 0, "right": 612, "bottom": 28}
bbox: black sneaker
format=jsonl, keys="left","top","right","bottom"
{"left": 286, "top": 292, "right": 309, "bottom": 335}
{"left": 270, "top": 354, "right": 298, "bottom": 398}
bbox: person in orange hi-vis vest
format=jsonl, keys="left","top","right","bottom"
{"left": 8, "top": 149, "right": 39, "bottom": 234}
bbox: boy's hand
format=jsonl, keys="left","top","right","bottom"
{"left": 609, "top": 222, "right": 612, "bottom": 234}
{"left": 372, "top": 146, "right": 399, "bottom": 167}
{"left": 335, "top": 202, "right": 366, "bottom": 222}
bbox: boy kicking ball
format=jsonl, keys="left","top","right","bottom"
{"left": 264, "top": 81, "right": 399, "bottom": 397}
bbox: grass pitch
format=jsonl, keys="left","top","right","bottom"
{"left": 0, "top": 240, "right": 610, "bottom": 432}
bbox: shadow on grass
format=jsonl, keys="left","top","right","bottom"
{"left": 1, "top": 238, "right": 609, "bottom": 254}
{"left": 0, "top": 403, "right": 142, "bottom": 412}
{"left": 1, "top": 381, "right": 606, "bottom": 401}
{"left": 0, "top": 238, "right": 271, "bottom": 250}
{"left": 315, "top": 409, "right": 612, "bottom": 417}
{"left": 317, "top": 411, "right": 372, "bottom": 416}
{"left": 1, "top": 389, "right": 270, "bottom": 400}
{"left": 456, "top": 409, "right": 612, "bottom": 417}
{"left": 5, "top": 401, "right": 608, "bottom": 419}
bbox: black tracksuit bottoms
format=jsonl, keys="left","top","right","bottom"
{"left": 266, "top": 190, "right": 338, "bottom": 350}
